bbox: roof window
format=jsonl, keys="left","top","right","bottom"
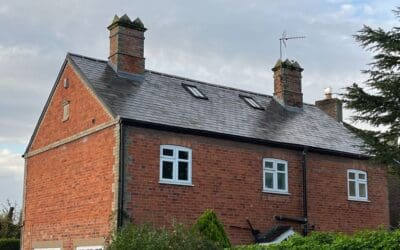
{"left": 240, "top": 95, "right": 264, "bottom": 110}
{"left": 183, "top": 83, "right": 208, "bottom": 99}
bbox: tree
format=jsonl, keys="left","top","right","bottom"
{"left": 192, "top": 209, "right": 231, "bottom": 248}
{"left": 0, "top": 201, "right": 21, "bottom": 238}
{"left": 342, "top": 7, "right": 400, "bottom": 174}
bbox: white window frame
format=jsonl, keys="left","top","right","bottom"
{"left": 183, "top": 84, "right": 207, "bottom": 99}
{"left": 160, "top": 145, "right": 192, "bottom": 186}
{"left": 76, "top": 246, "right": 104, "bottom": 250}
{"left": 240, "top": 95, "right": 264, "bottom": 110}
{"left": 347, "top": 169, "right": 368, "bottom": 201}
{"left": 263, "top": 158, "right": 289, "bottom": 194}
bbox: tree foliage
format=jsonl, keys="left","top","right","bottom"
{"left": 192, "top": 209, "right": 231, "bottom": 248}
{"left": 342, "top": 7, "right": 400, "bottom": 172}
{"left": 0, "top": 201, "right": 21, "bottom": 239}
{"left": 235, "top": 230, "right": 400, "bottom": 250}
{"left": 108, "top": 222, "right": 220, "bottom": 250}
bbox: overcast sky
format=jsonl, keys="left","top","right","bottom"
{"left": 0, "top": 0, "right": 398, "bottom": 206}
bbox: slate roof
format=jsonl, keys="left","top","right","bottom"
{"left": 68, "top": 53, "right": 365, "bottom": 157}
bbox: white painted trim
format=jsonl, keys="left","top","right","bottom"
{"left": 347, "top": 169, "right": 368, "bottom": 201}
{"left": 26, "top": 120, "right": 119, "bottom": 158}
{"left": 76, "top": 246, "right": 104, "bottom": 250}
{"left": 263, "top": 158, "right": 288, "bottom": 194}
{"left": 260, "top": 228, "right": 296, "bottom": 245}
{"left": 159, "top": 145, "right": 192, "bottom": 185}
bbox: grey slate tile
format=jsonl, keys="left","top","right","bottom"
{"left": 69, "top": 53, "right": 365, "bottom": 156}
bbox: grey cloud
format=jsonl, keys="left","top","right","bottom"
{"left": 0, "top": 0, "right": 398, "bottom": 205}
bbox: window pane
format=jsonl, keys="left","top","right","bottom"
{"left": 162, "top": 149, "right": 173, "bottom": 156}
{"left": 358, "top": 173, "right": 366, "bottom": 180}
{"left": 193, "top": 88, "right": 203, "bottom": 97}
{"left": 277, "top": 163, "right": 285, "bottom": 171}
{"left": 265, "top": 161, "right": 273, "bottom": 169}
{"left": 178, "top": 161, "right": 188, "bottom": 180}
{"left": 349, "top": 181, "right": 356, "bottom": 197}
{"left": 278, "top": 172, "right": 286, "bottom": 190}
{"left": 244, "top": 97, "right": 261, "bottom": 109}
{"left": 162, "top": 161, "right": 173, "bottom": 179}
{"left": 178, "top": 150, "right": 188, "bottom": 160}
{"left": 359, "top": 183, "right": 367, "bottom": 198}
{"left": 349, "top": 172, "right": 355, "bottom": 179}
{"left": 265, "top": 172, "right": 273, "bottom": 189}
{"left": 188, "top": 86, "right": 205, "bottom": 98}
{"left": 247, "top": 98, "right": 257, "bottom": 106}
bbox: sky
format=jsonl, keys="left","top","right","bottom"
{"left": 0, "top": 0, "right": 398, "bottom": 206}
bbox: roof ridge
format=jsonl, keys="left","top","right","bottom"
{"left": 67, "top": 52, "right": 108, "bottom": 63}
{"left": 68, "top": 52, "right": 317, "bottom": 107}
{"left": 146, "top": 69, "right": 316, "bottom": 107}
{"left": 146, "top": 69, "right": 273, "bottom": 99}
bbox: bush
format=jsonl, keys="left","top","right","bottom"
{"left": 0, "top": 239, "right": 20, "bottom": 250}
{"left": 236, "top": 229, "right": 400, "bottom": 250}
{"left": 192, "top": 209, "right": 231, "bottom": 248}
{"left": 108, "top": 222, "right": 220, "bottom": 250}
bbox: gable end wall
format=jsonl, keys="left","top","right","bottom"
{"left": 23, "top": 62, "right": 119, "bottom": 250}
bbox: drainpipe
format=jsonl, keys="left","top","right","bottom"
{"left": 117, "top": 119, "right": 125, "bottom": 228}
{"left": 302, "top": 147, "right": 309, "bottom": 236}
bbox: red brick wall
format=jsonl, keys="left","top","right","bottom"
{"left": 307, "top": 153, "right": 389, "bottom": 232}
{"left": 30, "top": 63, "right": 112, "bottom": 151}
{"left": 24, "top": 128, "right": 116, "bottom": 249}
{"left": 23, "top": 61, "right": 117, "bottom": 249}
{"left": 124, "top": 127, "right": 389, "bottom": 245}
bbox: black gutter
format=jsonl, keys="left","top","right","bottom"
{"left": 117, "top": 119, "right": 125, "bottom": 228}
{"left": 302, "top": 147, "right": 309, "bottom": 236}
{"left": 120, "top": 118, "right": 369, "bottom": 160}
{"left": 275, "top": 215, "right": 307, "bottom": 224}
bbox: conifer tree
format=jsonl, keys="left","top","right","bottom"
{"left": 342, "top": 8, "right": 400, "bottom": 173}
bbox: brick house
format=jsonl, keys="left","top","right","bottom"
{"left": 22, "top": 14, "right": 390, "bottom": 249}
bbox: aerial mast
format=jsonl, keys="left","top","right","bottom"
{"left": 279, "top": 31, "right": 306, "bottom": 60}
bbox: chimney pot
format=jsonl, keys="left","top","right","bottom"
{"left": 324, "top": 87, "right": 332, "bottom": 99}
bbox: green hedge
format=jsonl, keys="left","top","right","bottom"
{"left": 0, "top": 238, "right": 20, "bottom": 250}
{"left": 109, "top": 210, "right": 231, "bottom": 250}
{"left": 236, "top": 230, "right": 400, "bottom": 250}
{"left": 108, "top": 223, "right": 221, "bottom": 250}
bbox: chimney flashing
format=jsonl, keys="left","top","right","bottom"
{"left": 107, "top": 61, "right": 145, "bottom": 81}
{"left": 273, "top": 96, "right": 304, "bottom": 113}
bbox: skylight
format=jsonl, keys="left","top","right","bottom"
{"left": 183, "top": 84, "right": 208, "bottom": 99}
{"left": 240, "top": 95, "right": 264, "bottom": 110}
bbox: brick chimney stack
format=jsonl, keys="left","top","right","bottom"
{"left": 272, "top": 59, "right": 304, "bottom": 109}
{"left": 315, "top": 87, "right": 343, "bottom": 122}
{"left": 108, "top": 14, "right": 146, "bottom": 74}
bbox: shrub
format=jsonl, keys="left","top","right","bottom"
{"left": 0, "top": 239, "right": 20, "bottom": 250}
{"left": 108, "top": 222, "right": 220, "bottom": 250}
{"left": 236, "top": 229, "right": 400, "bottom": 250}
{"left": 192, "top": 209, "right": 231, "bottom": 248}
